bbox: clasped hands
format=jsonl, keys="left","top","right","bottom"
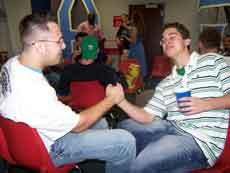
{"left": 106, "top": 83, "right": 125, "bottom": 105}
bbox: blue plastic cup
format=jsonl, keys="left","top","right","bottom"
{"left": 175, "top": 87, "right": 191, "bottom": 113}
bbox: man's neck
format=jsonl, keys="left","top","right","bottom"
{"left": 19, "top": 51, "right": 44, "bottom": 70}
{"left": 174, "top": 49, "right": 190, "bottom": 68}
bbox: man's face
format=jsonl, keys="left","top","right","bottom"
{"left": 43, "top": 22, "right": 66, "bottom": 66}
{"left": 161, "top": 27, "right": 190, "bottom": 59}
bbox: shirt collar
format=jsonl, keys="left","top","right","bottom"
{"left": 171, "top": 51, "right": 200, "bottom": 79}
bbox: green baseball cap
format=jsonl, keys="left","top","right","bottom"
{"left": 80, "top": 35, "right": 98, "bottom": 60}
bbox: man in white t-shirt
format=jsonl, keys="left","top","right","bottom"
{"left": 0, "top": 13, "right": 135, "bottom": 173}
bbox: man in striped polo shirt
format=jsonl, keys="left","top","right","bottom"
{"left": 117, "top": 22, "right": 230, "bottom": 173}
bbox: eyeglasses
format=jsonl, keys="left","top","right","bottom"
{"left": 31, "top": 37, "right": 64, "bottom": 45}
{"left": 160, "top": 33, "right": 179, "bottom": 46}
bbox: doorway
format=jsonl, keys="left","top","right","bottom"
{"left": 129, "top": 4, "right": 164, "bottom": 75}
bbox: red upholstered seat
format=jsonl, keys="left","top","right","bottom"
{"left": 192, "top": 116, "right": 230, "bottom": 173}
{"left": 0, "top": 128, "right": 15, "bottom": 165}
{"left": 0, "top": 115, "right": 77, "bottom": 173}
{"left": 69, "top": 80, "right": 105, "bottom": 110}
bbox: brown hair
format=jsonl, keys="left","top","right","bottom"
{"left": 162, "top": 22, "right": 190, "bottom": 39}
{"left": 199, "top": 28, "right": 221, "bottom": 50}
{"left": 19, "top": 12, "right": 56, "bottom": 46}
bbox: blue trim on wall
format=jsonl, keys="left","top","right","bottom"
{"left": 58, "top": 0, "right": 76, "bottom": 58}
{"left": 58, "top": 0, "right": 98, "bottom": 59}
{"left": 84, "top": 0, "right": 98, "bottom": 23}
{"left": 200, "top": 0, "right": 230, "bottom": 8}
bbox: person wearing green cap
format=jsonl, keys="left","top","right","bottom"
{"left": 58, "top": 35, "right": 121, "bottom": 97}
{"left": 115, "top": 22, "right": 230, "bottom": 172}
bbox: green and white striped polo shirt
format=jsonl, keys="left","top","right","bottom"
{"left": 144, "top": 52, "right": 230, "bottom": 166}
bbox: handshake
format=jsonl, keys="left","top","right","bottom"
{"left": 105, "top": 83, "right": 125, "bottom": 105}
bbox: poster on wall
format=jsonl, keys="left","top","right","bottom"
{"left": 199, "top": 0, "right": 230, "bottom": 9}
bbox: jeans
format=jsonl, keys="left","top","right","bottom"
{"left": 49, "top": 118, "right": 136, "bottom": 173}
{"left": 118, "top": 119, "right": 209, "bottom": 173}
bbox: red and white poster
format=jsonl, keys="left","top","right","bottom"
{"left": 113, "top": 16, "right": 123, "bottom": 27}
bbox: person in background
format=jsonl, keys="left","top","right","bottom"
{"left": 222, "top": 24, "right": 230, "bottom": 64}
{"left": 223, "top": 24, "right": 230, "bottom": 56}
{"left": 0, "top": 13, "right": 136, "bottom": 173}
{"left": 116, "top": 13, "right": 131, "bottom": 55}
{"left": 58, "top": 35, "right": 121, "bottom": 99}
{"left": 123, "top": 12, "right": 147, "bottom": 78}
{"left": 116, "top": 22, "right": 230, "bottom": 173}
{"left": 198, "top": 27, "right": 221, "bottom": 54}
{"left": 77, "top": 13, "right": 107, "bottom": 64}
{"left": 77, "top": 13, "right": 105, "bottom": 42}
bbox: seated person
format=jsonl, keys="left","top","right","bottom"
{"left": 58, "top": 35, "right": 120, "bottom": 98}
{"left": 117, "top": 22, "right": 230, "bottom": 173}
{"left": 72, "top": 32, "right": 107, "bottom": 64}
{"left": 0, "top": 13, "right": 135, "bottom": 173}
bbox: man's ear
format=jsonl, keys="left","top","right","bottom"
{"left": 185, "top": 38, "right": 191, "bottom": 46}
{"left": 35, "top": 42, "right": 46, "bottom": 55}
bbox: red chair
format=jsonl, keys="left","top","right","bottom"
{"left": 119, "top": 59, "right": 143, "bottom": 93}
{"left": 0, "top": 128, "right": 15, "bottom": 165}
{"left": 0, "top": 115, "right": 78, "bottom": 173}
{"left": 193, "top": 117, "right": 230, "bottom": 173}
{"left": 69, "top": 80, "right": 105, "bottom": 110}
{"left": 150, "top": 55, "right": 172, "bottom": 78}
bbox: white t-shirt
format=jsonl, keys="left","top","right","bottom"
{"left": 0, "top": 57, "right": 80, "bottom": 151}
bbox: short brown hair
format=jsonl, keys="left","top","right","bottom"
{"left": 162, "top": 22, "right": 190, "bottom": 39}
{"left": 19, "top": 12, "right": 56, "bottom": 45}
{"left": 199, "top": 28, "right": 221, "bottom": 50}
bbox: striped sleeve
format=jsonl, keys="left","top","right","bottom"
{"left": 216, "top": 57, "right": 230, "bottom": 94}
{"left": 144, "top": 85, "right": 167, "bottom": 119}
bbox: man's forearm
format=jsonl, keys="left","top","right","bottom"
{"left": 118, "top": 99, "right": 153, "bottom": 123}
{"left": 72, "top": 96, "right": 115, "bottom": 132}
{"left": 206, "top": 95, "right": 230, "bottom": 111}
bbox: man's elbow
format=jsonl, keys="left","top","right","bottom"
{"left": 71, "top": 116, "right": 90, "bottom": 132}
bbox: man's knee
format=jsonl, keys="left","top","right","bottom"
{"left": 111, "top": 129, "right": 136, "bottom": 160}
{"left": 116, "top": 129, "right": 136, "bottom": 151}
